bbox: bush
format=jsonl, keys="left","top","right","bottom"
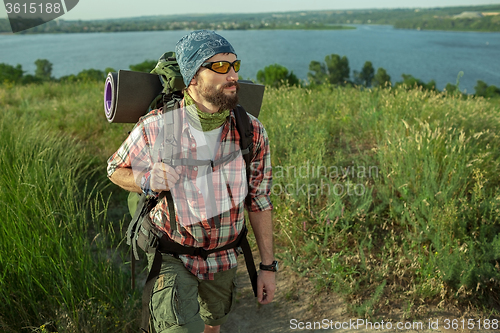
{"left": 256, "top": 63, "right": 300, "bottom": 88}
{"left": 395, "top": 74, "right": 437, "bottom": 91}
{"left": 35, "top": 59, "right": 53, "bottom": 81}
{"left": 129, "top": 59, "right": 157, "bottom": 73}
{"left": 475, "top": 80, "right": 500, "bottom": 98}
{"left": 308, "top": 54, "right": 350, "bottom": 86}
{"left": 0, "top": 63, "right": 24, "bottom": 84}
{"left": 372, "top": 67, "right": 391, "bottom": 88}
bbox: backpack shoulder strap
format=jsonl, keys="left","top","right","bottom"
{"left": 234, "top": 105, "right": 254, "bottom": 208}
{"left": 234, "top": 104, "right": 254, "bottom": 169}
{"left": 233, "top": 105, "right": 258, "bottom": 297}
{"left": 159, "top": 93, "right": 182, "bottom": 164}
{"left": 126, "top": 93, "right": 183, "bottom": 260}
{"left": 157, "top": 93, "right": 183, "bottom": 232}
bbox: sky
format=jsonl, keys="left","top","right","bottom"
{"left": 1, "top": 0, "right": 500, "bottom": 21}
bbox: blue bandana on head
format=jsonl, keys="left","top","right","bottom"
{"left": 175, "top": 30, "right": 236, "bottom": 87}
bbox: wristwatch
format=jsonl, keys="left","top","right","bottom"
{"left": 260, "top": 260, "right": 279, "bottom": 272}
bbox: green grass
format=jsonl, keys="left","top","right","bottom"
{"left": 261, "top": 84, "right": 500, "bottom": 316}
{"left": 0, "top": 83, "right": 139, "bottom": 332}
{"left": 1, "top": 80, "right": 500, "bottom": 331}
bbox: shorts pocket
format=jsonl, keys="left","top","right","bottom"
{"left": 150, "top": 274, "right": 184, "bottom": 329}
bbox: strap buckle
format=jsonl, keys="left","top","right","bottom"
{"left": 148, "top": 233, "right": 159, "bottom": 251}
{"left": 193, "top": 248, "right": 209, "bottom": 260}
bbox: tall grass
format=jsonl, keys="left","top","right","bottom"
{"left": 1, "top": 80, "right": 499, "bottom": 329}
{"left": 0, "top": 88, "right": 138, "bottom": 332}
{"left": 260, "top": 84, "right": 500, "bottom": 316}
{"left": 0, "top": 81, "right": 134, "bottom": 159}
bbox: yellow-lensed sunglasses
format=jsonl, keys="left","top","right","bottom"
{"left": 201, "top": 60, "right": 241, "bottom": 74}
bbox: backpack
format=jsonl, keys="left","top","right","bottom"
{"left": 124, "top": 52, "right": 258, "bottom": 332}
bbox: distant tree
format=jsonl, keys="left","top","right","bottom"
{"left": 59, "top": 69, "right": 106, "bottom": 83}
{"left": 34, "top": 59, "right": 53, "bottom": 81}
{"left": 445, "top": 83, "right": 458, "bottom": 94}
{"left": 307, "top": 60, "right": 328, "bottom": 85}
{"left": 396, "top": 74, "right": 424, "bottom": 89}
{"left": 353, "top": 61, "right": 375, "bottom": 87}
{"left": 256, "top": 64, "right": 300, "bottom": 88}
{"left": 425, "top": 79, "right": 437, "bottom": 91}
{"left": 21, "top": 74, "right": 42, "bottom": 85}
{"left": 474, "top": 80, "right": 489, "bottom": 97}
{"left": 58, "top": 74, "right": 77, "bottom": 83}
{"left": 325, "top": 54, "right": 350, "bottom": 85}
{"left": 395, "top": 74, "right": 437, "bottom": 91}
{"left": 372, "top": 67, "right": 391, "bottom": 88}
{"left": 0, "top": 63, "right": 24, "bottom": 84}
{"left": 236, "top": 21, "right": 251, "bottom": 30}
{"left": 76, "top": 69, "right": 106, "bottom": 81}
{"left": 475, "top": 80, "right": 500, "bottom": 98}
{"left": 308, "top": 54, "right": 350, "bottom": 86}
{"left": 485, "top": 85, "right": 500, "bottom": 98}
{"left": 129, "top": 60, "right": 157, "bottom": 73}
{"left": 353, "top": 71, "right": 363, "bottom": 86}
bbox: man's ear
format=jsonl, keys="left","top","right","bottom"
{"left": 189, "top": 74, "right": 198, "bottom": 86}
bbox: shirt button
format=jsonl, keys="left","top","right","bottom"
{"left": 198, "top": 190, "right": 202, "bottom": 194}
{"left": 194, "top": 167, "right": 198, "bottom": 171}
{"left": 191, "top": 143, "right": 196, "bottom": 148}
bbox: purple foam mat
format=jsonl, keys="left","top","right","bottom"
{"left": 104, "top": 72, "right": 118, "bottom": 122}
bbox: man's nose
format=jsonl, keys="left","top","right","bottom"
{"left": 227, "top": 67, "right": 238, "bottom": 81}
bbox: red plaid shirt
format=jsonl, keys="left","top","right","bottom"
{"left": 107, "top": 101, "right": 273, "bottom": 279}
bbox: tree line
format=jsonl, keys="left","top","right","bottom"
{"left": 1, "top": 56, "right": 499, "bottom": 99}
{"left": 256, "top": 55, "right": 500, "bottom": 98}
{"left": 394, "top": 15, "right": 500, "bottom": 32}
{"left": 2, "top": 4, "right": 500, "bottom": 34}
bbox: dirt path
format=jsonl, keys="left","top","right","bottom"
{"left": 221, "top": 256, "right": 491, "bottom": 333}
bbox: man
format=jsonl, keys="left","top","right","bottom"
{"left": 107, "top": 30, "right": 276, "bottom": 333}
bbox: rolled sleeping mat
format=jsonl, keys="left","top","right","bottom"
{"left": 104, "top": 70, "right": 265, "bottom": 123}
{"left": 104, "top": 70, "right": 163, "bottom": 123}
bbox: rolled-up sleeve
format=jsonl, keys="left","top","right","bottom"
{"left": 107, "top": 123, "right": 152, "bottom": 179}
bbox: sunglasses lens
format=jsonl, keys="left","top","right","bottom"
{"left": 205, "top": 60, "right": 241, "bottom": 74}
{"left": 212, "top": 62, "right": 230, "bottom": 73}
{"left": 233, "top": 60, "right": 241, "bottom": 72}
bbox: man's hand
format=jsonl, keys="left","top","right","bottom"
{"left": 248, "top": 210, "right": 276, "bottom": 304}
{"left": 257, "top": 270, "right": 276, "bottom": 304}
{"left": 150, "top": 162, "right": 182, "bottom": 192}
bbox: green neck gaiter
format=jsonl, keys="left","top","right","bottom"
{"left": 184, "top": 93, "right": 229, "bottom": 132}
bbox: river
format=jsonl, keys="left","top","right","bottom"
{"left": 1, "top": 25, "right": 499, "bottom": 93}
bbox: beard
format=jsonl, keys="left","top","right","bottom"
{"left": 199, "top": 79, "right": 240, "bottom": 111}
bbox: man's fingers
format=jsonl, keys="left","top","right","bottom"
{"left": 264, "top": 286, "right": 275, "bottom": 304}
{"left": 154, "top": 163, "right": 180, "bottom": 180}
{"left": 150, "top": 173, "right": 168, "bottom": 192}
{"left": 153, "top": 169, "right": 179, "bottom": 186}
{"left": 150, "top": 163, "right": 182, "bottom": 192}
{"left": 257, "top": 272, "right": 276, "bottom": 305}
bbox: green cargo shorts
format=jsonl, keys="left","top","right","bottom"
{"left": 147, "top": 253, "right": 237, "bottom": 333}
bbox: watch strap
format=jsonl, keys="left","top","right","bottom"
{"left": 259, "top": 260, "right": 278, "bottom": 272}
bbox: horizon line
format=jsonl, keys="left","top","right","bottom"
{"left": 1, "top": 3, "right": 499, "bottom": 22}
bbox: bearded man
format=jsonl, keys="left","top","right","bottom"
{"left": 107, "top": 30, "right": 276, "bottom": 333}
